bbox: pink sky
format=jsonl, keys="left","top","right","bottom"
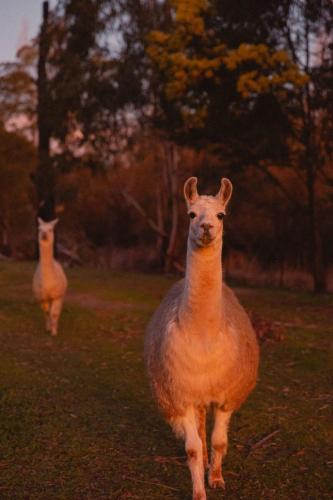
{"left": 0, "top": 0, "right": 56, "bottom": 63}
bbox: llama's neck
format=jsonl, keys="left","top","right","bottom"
{"left": 179, "top": 238, "right": 223, "bottom": 334}
{"left": 39, "top": 243, "right": 55, "bottom": 275}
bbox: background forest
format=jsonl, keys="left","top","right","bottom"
{"left": 0, "top": 0, "right": 333, "bottom": 292}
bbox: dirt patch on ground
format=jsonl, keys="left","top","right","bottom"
{"left": 7, "top": 284, "right": 135, "bottom": 312}
{"left": 66, "top": 291, "right": 134, "bottom": 311}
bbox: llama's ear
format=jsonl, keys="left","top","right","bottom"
{"left": 37, "top": 217, "right": 44, "bottom": 226}
{"left": 216, "top": 178, "right": 233, "bottom": 208}
{"left": 50, "top": 218, "right": 59, "bottom": 228}
{"left": 184, "top": 177, "right": 199, "bottom": 206}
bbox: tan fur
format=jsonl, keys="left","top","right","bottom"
{"left": 33, "top": 218, "right": 67, "bottom": 336}
{"left": 145, "top": 177, "right": 259, "bottom": 499}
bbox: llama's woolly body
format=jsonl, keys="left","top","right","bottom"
{"left": 33, "top": 260, "right": 67, "bottom": 303}
{"left": 33, "top": 218, "right": 67, "bottom": 336}
{"left": 145, "top": 279, "right": 258, "bottom": 432}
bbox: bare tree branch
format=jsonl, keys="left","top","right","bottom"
{"left": 121, "top": 188, "right": 185, "bottom": 273}
{"left": 121, "top": 190, "right": 167, "bottom": 238}
{"left": 254, "top": 163, "right": 304, "bottom": 211}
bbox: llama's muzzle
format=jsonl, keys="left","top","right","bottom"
{"left": 200, "top": 232, "right": 214, "bottom": 245}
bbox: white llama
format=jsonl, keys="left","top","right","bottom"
{"left": 145, "top": 177, "right": 259, "bottom": 500}
{"left": 33, "top": 218, "right": 67, "bottom": 336}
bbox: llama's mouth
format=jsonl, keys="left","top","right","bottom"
{"left": 198, "top": 234, "right": 214, "bottom": 246}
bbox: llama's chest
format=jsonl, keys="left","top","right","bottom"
{"left": 164, "top": 322, "right": 237, "bottom": 403}
{"left": 33, "top": 264, "right": 67, "bottom": 300}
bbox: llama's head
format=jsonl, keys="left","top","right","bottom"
{"left": 184, "top": 177, "right": 233, "bottom": 248}
{"left": 37, "top": 217, "right": 58, "bottom": 246}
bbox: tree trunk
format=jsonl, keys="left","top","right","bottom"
{"left": 155, "top": 145, "right": 166, "bottom": 267}
{"left": 164, "top": 142, "right": 179, "bottom": 274}
{"left": 35, "top": 1, "right": 55, "bottom": 223}
{"left": 301, "top": 12, "right": 326, "bottom": 293}
{"left": 278, "top": 255, "right": 285, "bottom": 288}
{"left": 305, "top": 148, "right": 326, "bottom": 293}
{"left": 156, "top": 183, "right": 165, "bottom": 266}
{"left": 308, "top": 181, "right": 326, "bottom": 292}
{"left": 0, "top": 215, "right": 11, "bottom": 256}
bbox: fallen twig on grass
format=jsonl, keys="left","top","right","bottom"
{"left": 246, "top": 429, "right": 280, "bottom": 454}
{"left": 125, "top": 454, "right": 186, "bottom": 466}
{"left": 153, "top": 455, "right": 186, "bottom": 466}
{"left": 131, "top": 477, "right": 179, "bottom": 491}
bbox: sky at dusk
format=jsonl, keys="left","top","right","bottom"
{"left": 0, "top": 0, "right": 56, "bottom": 63}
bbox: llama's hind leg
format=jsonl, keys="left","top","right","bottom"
{"left": 40, "top": 301, "right": 51, "bottom": 332}
{"left": 208, "top": 407, "right": 232, "bottom": 489}
{"left": 49, "top": 297, "right": 63, "bottom": 336}
{"left": 181, "top": 406, "right": 206, "bottom": 500}
{"left": 197, "top": 406, "right": 208, "bottom": 469}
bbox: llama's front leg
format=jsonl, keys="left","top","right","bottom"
{"left": 49, "top": 297, "right": 63, "bottom": 336}
{"left": 197, "top": 406, "right": 208, "bottom": 469}
{"left": 40, "top": 301, "right": 51, "bottom": 332}
{"left": 208, "top": 407, "right": 232, "bottom": 489}
{"left": 181, "top": 406, "right": 206, "bottom": 500}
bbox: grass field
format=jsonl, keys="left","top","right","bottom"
{"left": 0, "top": 261, "right": 332, "bottom": 499}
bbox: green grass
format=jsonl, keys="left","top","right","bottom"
{"left": 0, "top": 261, "right": 332, "bottom": 499}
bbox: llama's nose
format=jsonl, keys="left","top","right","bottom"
{"left": 201, "top": 223, "right": 213, "bottom": 232}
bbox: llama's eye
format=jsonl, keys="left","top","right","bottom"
{"left": 217, "top": 212, "right": 225, "bottom": 220}
{"left": 189, "top": 212, "right": 196, "bottom": 219}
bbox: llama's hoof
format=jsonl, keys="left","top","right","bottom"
{"left": 51, "top": 331, "right": 58, "bottom": 337}
{"left": 208, "top": 472, "right": 225, "bottom": 489}
{"left": 209, "top": 478, "right": 225, "bottom": 489}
